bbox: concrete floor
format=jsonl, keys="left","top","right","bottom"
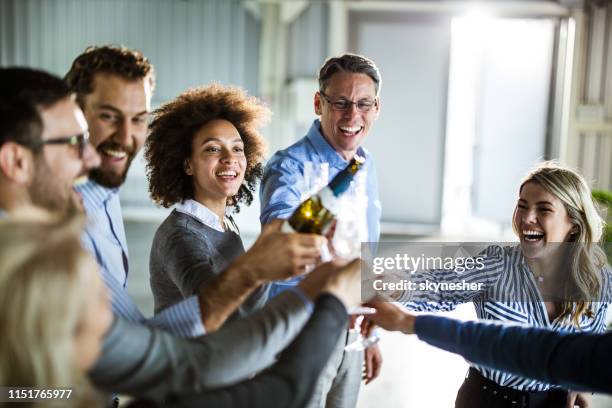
{"left": 124, "top": 220, "right": 612, "bottom": 408}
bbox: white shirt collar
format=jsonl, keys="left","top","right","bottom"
{"left": 176, "top": 199, "right": 238, "bottom": 233}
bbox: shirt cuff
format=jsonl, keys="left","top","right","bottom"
{"left": 284, "top": 286, "right": 314, "bottom": 314}
{"left": 149, "top": 296, "right": 207, "bottom": 338}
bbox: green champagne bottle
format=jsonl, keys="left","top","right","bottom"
{"left": 282, "top": 154, "right": 365, "bottom": 235}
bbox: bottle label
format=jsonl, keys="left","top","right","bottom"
{"left": 319, "top": 187, "right": 340, "bottom": 214}
{"left": 281, "top": 220, "right": 296, "bottom": 234}
{"left": 320, "top": 244, "right": 332, "bottom": 262}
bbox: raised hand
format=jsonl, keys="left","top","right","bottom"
{"left": 298, "top": 258, "right": 362, "bottom": 308}
{"left": 236, "top": 219, "right": 327, "bottom": 283}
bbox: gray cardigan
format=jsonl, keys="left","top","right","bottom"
{"left": 149, "top": 210, "right": 268, "bottom": 319}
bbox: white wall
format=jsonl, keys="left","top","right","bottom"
{"left": 471, "top": 18, "right": 554, "bottom": 225}
{"left": 350, "top": 13, "right": 451, "bottom": 228}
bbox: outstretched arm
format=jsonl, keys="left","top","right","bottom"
{"left": 365, "top": 302, "right": 612, "bottom": 394}
{"left": 90, "top": 290, "right": 313, "bottom": 399}
{"left": 414, "top": 315, "right": 612, "bottom": 394}
{"left": 169, "top": 294, "right": 348, "bottom": 408}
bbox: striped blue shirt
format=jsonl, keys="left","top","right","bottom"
{"left": 76, "top": 180, "right": 205, "bottom": 338}
{"left": 398, "top": 244, "right": 611, "bottom": 391}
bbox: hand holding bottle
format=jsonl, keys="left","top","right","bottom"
{"left": 236, "top": 219, "right": 327, "bottom": 282}
{"left": 282, "top": 155, "right": 365, "bottom": 236}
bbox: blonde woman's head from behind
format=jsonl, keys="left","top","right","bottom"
{"left": 0, "top": 216, "right": 112, "bottom": 401}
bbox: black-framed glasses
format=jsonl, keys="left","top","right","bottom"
{"left": 319, "top": 91, "right": 378, "bottom": 112}
{"left": 33, "top": 131, "right": 90, "bottom": 158}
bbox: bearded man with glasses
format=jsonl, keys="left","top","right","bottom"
{"left": 0, "top": 67, "right": 100, "bottom": 216}
{"left": 260, "top": 54, "right": 384, "bottom": 408}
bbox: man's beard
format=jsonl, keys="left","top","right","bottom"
{"left": 28, "top": 155, "right": 80, "bottom": 215}
{"left": 89, "top": 157, "right": 133, "bottom": 188}
{"left": 90, "top": 141, "right": 136, "bottom": 188}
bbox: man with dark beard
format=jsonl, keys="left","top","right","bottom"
{"left": 65, "top": 46, "right": 153, "bottom": 294}
{"left": 0, "top": 67, "right": 100, "bottom": 217}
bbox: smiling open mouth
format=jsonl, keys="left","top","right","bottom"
{"left": 101, "top": 147, "right": 128, "bottom": 160}
{"left": 339, "top": 125, "right": 363, "bottom": 137}
{"left": 523, "top": 230, "right": 545, "bottom": 242}
{"left": 215, "top": 170, "right": 238, "bottom": 180}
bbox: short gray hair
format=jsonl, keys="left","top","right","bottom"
{"left": 318, "top": 53, "right": 381, "bottom": 95}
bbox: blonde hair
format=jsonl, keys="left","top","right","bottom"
{"left": 0, "top": 216, "right": 101, "bottom": 407}
{"left": 514, "top": 161, "right": 607, "bottom": 326}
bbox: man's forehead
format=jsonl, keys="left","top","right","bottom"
{"left": 325, "top": 72, "right": 377, "bottom": 96}
{"left": 86, "top": 72, "right": 151, "bottom": 113}
{"left": 40, "top": 98, "right": 85, "bottom": 139}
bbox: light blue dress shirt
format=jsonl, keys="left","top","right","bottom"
{"left": 260, "top": 119, "right": 382, "bottom": 298}
{"left": 76, "top": 180, "right": 206, "bottom": 337}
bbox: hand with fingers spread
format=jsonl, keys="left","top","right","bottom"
{"left": 236, "top": 219, "right": 327, "bottom": 283}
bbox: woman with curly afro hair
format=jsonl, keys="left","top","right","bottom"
{"left": 145, "top": 83, "right": 271, "bottom": 319}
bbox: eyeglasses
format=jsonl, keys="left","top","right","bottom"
{"left": 33, "top": 131, "right": 90, "bottom": 158}
{"left": 319, "top": 91, "right": 378, "bottom": 112}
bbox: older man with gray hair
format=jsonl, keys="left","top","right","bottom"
{"left": 260, "top": 53, "right": 384, "bottom": 408}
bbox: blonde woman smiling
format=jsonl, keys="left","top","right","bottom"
{"left": 392, "top": 162, "right": 611, "bottom": 408}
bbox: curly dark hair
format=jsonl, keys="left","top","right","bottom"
{"left": 64, "top": 45, "right": 155, "bottom": 107}
{"left": 145, "top": 83, "right": 269, "bottom": 212}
